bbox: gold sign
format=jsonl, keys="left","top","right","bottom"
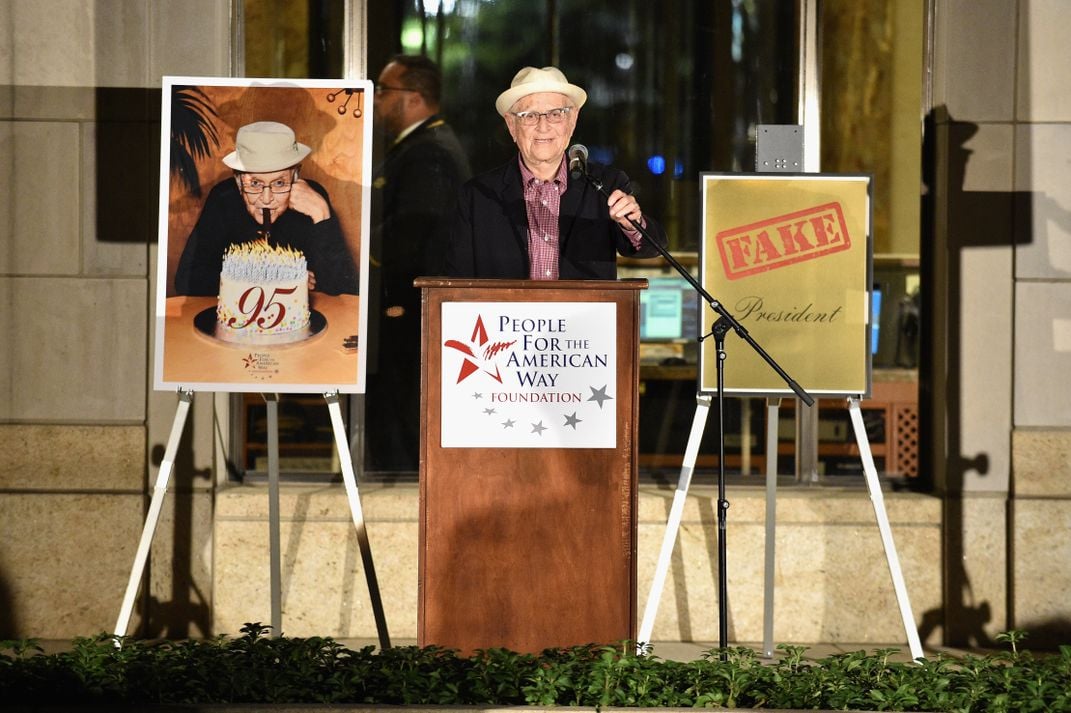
{"left": 699, "top": 174, "right": 872, "bottom": 397}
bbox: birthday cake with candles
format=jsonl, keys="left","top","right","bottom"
{"left": 214, "top": 238, "right": 311, "bottom": 344}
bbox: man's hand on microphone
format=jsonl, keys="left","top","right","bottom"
{"left": 607, "top": 189, "right": 643, "bottom": 230}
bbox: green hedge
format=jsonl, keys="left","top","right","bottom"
{"left": 2, "top": 624, "right": 1069, "bottom": 710}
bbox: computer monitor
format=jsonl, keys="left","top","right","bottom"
{"left": 871, "top": 284, "right": 882, "bottom": 355}
{"left": 639, "top": 276, "right": 700, "bottom": 342}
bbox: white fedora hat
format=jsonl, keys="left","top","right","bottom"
{"left": 494, "top": 66, "right": 587, "bottom": 117}
{"left": 222, "top": 121, "right": 312, "bottom": 172}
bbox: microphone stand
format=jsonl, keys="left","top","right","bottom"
{"left": 575, "top": 165, "right": 815, "bottom": 655}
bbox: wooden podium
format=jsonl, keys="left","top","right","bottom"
{"left": 416, "top": 278, "right": 645, "bottom": 654}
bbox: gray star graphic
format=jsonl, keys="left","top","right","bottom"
{"left": 531, "top": 421, "right": 547, "bottom": 435}
{"left": 587, "top": 384, "right": 614, "bottom": 409}
{"left": 501, "top": 419, "right": 516, "bottom": 429}
{"left": 472, "top": 392, "right": 483, "bottom": 400}
{"left": 483, "top": 407, "right": 496, "bottom": 415}
{"left": 563, "top": 412, "right": 582, "bottom": 429}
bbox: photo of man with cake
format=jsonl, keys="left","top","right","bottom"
{"left": 154, "top": 78, "right": 372, "bottom": 393}
{"left": 175, "top": 121, "right": 358, "bottom": 298}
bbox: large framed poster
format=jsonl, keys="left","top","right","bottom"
{"left": 153, "top": 76, "right": 371, "bottom": 393}
{"left": 698, "top": 173, "right": 873, "bottom": 398}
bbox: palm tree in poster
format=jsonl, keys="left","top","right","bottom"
{"left": 169, "top": 85, "right": 220, "bottom": 198}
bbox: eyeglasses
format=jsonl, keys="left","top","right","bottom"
{"left": 375, "top": 84, "right": 419, "bottom": 95}
{"left": 509, "top": 107, "right": 573, "bottom": 127}
{"left": 240, "top": 177, "right": 293, "bottom": 194}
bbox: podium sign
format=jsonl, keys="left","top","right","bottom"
{"left": 439, "top": 301, "right": 617, "bottom": 448}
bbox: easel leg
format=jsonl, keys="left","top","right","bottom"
{"left": 762, "top": 398, "right": 781, "bottom": 658}
{"left": 847, "top": 397, "right": 924, "bottom": 661}
{"left": 264, "top": 394, "right": 282, "bottom": 636}
{"left": 637, "top": 394, "right": 712, "bottom": 652}
{"left": 114, "top": 388, "right": 193, "bottom": 638}
{"left": 325, "top": 392, "right": 391, "bottom": 649}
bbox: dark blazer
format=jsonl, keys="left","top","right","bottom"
{"left": 365, "top": 115, "right": 471, "bottom": 471}
{"left": 373, "top": 114, "right": 471, "bottom": 302}
{"left": 446, "top": 158, "right": 667, "bottom": 279}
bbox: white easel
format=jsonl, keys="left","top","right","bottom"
{"left": 114, "top": 388, "right": 390, "bottom": 649}
{"left": 637, "top": 393, "right": 923, "bottom": 661}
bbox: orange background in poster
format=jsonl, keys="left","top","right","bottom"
{"left": 164, "top": 83, "right": 367, "bottom": 297}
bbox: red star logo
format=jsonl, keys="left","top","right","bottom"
{"left": 242, "top": 354, "right": 258, "bottom": 369}
{"left": 443, "top": 315, "right": 515, "bottom": 384}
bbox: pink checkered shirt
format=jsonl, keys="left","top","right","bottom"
{"left": 520, "top": 158, "right": 566, "bottom": 280}
{"left": 520, "top": 156, "right": 646, "bottom": 280}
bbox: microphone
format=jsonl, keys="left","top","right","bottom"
{"left": 567, "top": 143, "right": 588, "bottom": 180}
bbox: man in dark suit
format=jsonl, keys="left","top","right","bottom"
{"left": 446, "top": 66, "right": 667, "bottom": 280}
{"left": 367, "top": 54, "right": 471, "bottom": 472}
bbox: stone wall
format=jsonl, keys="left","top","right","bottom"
{"left": 929, "top": 0, "right": 1071, "bottom": 647}
{"left": 210, "top": 483, "right": 942, "bottom": 646}
{"left": 0, "top": 0, "right": 230, "bottom": 639}
{"left": 1007, "top": 7, "right": 1071, "bottom": 654}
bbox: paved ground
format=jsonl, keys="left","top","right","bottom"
{"left": 28, "top": 637, "right": 988, "bottom": 663}
{"left": 645, "top": 640, "right": 987, "bottom": 662}
{"left": 333, "top": 638, "right": 985, "bottom": 663}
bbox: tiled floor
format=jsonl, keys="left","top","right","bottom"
{"left": 333, "top": 638, "right": 985, "bottom": 663}
{"left": 28, "top": 637, "right": 989, "bottom": 664}
{"left": 641, "top": 641, "right": 988, "bottom": 663}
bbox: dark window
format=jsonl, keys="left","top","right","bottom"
{"left": 373, "top": 0, "right": 799, "bottom": 250}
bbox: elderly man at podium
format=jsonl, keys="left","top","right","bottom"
{"left": 446, "top": 66, "right": 667, "bottom": 280}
